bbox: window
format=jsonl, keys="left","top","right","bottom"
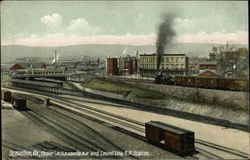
{"left": 166, "top": 57, "right": 169, "bottom": 62}
{"left": 180, "top": 57, "right": 184, "bottom": 62}
{"left": 171, "top": 57, "right": 174, "bottom": 62}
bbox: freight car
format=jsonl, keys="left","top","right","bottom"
{"left": 1, "top": 90, "right": 12, "bottom": 102}
{"left": 217, "top": 78, "right": 248, "bottom": 91}
{"left": 11, "top": 95, "right": 27, "bottom": 110}
{"left": 34, "top": 78, "right": 64, "bottom": 86}
{"left": 145, "top": 121, "right": 195, "bottom": 156}
{"left": 161, "top": 75, "right": 249, "bottom": 91}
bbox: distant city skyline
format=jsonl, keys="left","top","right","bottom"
{"left": 1, "top": 1, "right": 248, "bottom": 46}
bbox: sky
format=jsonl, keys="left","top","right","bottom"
{"left": 1, "top": 1, "right": 248, "bottom": 46}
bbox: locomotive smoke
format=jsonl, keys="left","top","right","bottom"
{"left": 156, "top": 13, "right": 176, "bottom": 72}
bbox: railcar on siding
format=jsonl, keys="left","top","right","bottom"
{"left": 145, "top": 121, "right": 195, "bottom": 156}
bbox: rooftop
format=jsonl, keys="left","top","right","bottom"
{"left": 140, "top": 53, "right": 187, "bottom": 56}
{"left": 10, "top": 79, "right": 62, "bottom": 88}
{"left": 146, "top": 121, "right": 193, "bottom": 134}
{"left": 199, "top": 60, "right": 217, "bottom": 65}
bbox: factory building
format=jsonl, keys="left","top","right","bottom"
{"left": 118, "top": 56, "right": 137, "bottom": 75}
{"left": 139, "top": 53, "right": 189, "bottom": 77}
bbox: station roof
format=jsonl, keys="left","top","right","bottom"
{"left": 34, "top": 78, "right": 63, "bottom": 83}
{"left": 10, "top": 79, "right": 62, "bottom": 88}
{"left": 140, "top": 53, "right": 187, "bottom": 57}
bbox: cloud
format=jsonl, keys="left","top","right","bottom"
{"left": 2, "top": 31, "right": 248, "bottom": 47}
{"left": 40, "top": 13, "right": 62, "bottom": 27}
{"left": 40, "top": 13, "right": 100, "bottom": 36}
{"left": 67, "top": 18, "right": 99, "bottom": 35}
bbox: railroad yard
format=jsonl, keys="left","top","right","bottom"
{"left": 2, "top": 1, "right": 249, "bottom": 159}
{"left": 2, "top": 77, "right": 249, "bottom": 159}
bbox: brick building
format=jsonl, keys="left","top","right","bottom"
{"left": 107, "top": 58, "right": 118, "bottom": 76}
{"left": 118, "top": 56, "right": 137, "bottom": 75}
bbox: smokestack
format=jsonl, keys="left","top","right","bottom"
{"left": 156, "top": 13, "right": 176, "bottom": 72}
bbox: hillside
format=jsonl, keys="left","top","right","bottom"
{"left": 1, "top": 43, "right": 247, "bottom": 63}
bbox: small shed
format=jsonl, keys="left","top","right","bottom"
{"left": 198, "top": 69, "right": 218, "bottom": 78}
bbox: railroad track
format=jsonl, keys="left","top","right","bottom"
{"left": 16, "top": 91, "right": 144, "bottom": 134}
{"left": 54, "top": 96, "right": 145, "bottom": 131}
{"left": 17, "top": 95, "right": 139, "bottom": 159}
{"left": 96, "top": 75, "right": 154, "bottom": 84}
{"left": 195, "top": 139, "right": 249, "bottom": 159}
{"left": 5, "top": 88, "right": 249, "bottom": 159}
{"left": 30, "top": 93, "right": 249, "bottom": 159}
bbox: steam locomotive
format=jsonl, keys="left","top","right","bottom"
{"left": 154, "top": 71, "right": 175, "bottom": 85}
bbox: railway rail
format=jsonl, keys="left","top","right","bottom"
{"left": 20, "top": 100, "right": 137, "bottom": 159}
{"left": 4, "top": 87, "right": 249, "bottom": 159}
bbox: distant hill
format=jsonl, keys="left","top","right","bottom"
{"left": 1, "top": 43, "right": 247, "bottom": 63}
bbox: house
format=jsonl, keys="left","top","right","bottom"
{"left": 198, "top": 60, "right": 217, "bottom": 70}
{"left": 188, "top": 57, "right": 208, "bottom": 75}
{"left": 198, "top": 69, "right": 218, "bottom": 78}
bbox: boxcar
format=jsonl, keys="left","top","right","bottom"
{"left": 1, "top": 91, "right": 12, "bottom": 102}
{"left": 174, "top": 76, "right": 184, "bottom": 86}
{"left": 194, "top": 77, "right": 218, "bottom": 89}
{"left": 182, "top": 76, "right": 195, "bottom": 87}
{"left": 218, "top": 78, "right": 249, "bottom": 91}
{"left": 11, "top": 95, "right": 26, "bottom": 110}
{"left": 145, "top": 121, "right": 195, "bottom": 155}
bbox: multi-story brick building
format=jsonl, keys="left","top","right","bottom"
{"left": 139, "top": 53, "right": 189, "bottom": 77}
{"left": 106, "top": 58, "right": 118, "bottom": 76}
{"left": 118, "top": 56, "right": 137, "bottom": 75}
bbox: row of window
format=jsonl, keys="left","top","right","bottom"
{"left": 26, "top": 70, "right": 64, "bottom": 75}
{"left": 141, "top": 64, "right": 185, "bottom": 68}
{"left": 141, "top": 56, "right": 185, "bottom": 63}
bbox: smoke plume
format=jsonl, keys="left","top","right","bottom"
{"left": 156, "top": 13, "right": 176, "bottom": 71}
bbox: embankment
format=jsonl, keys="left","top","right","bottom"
{"left": 70, "top": 77, "right": 249, "bottom": 131}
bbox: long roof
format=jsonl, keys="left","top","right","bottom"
{"left": 34, "top": 78, "right": 63, "bottom": 83}
{"left": 10, "top": 79, "right": 62, "bottom": 88}
{"left": 140, "top": 53, "right": 187, "bottom": 56}
{"left": 14, "top": 62, "right": 46, "bottom": 68}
